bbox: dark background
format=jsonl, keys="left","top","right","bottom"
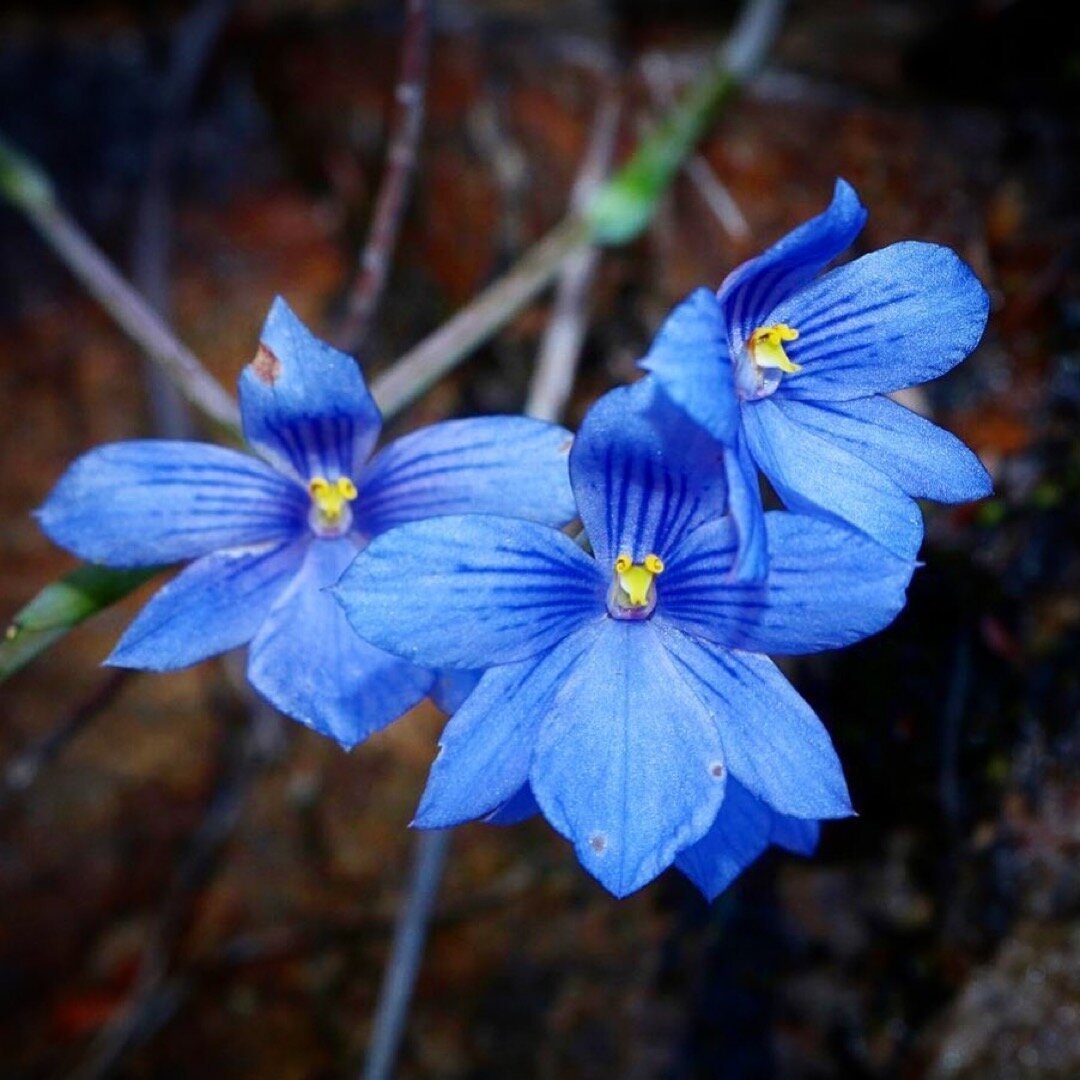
{"left": 0, "top": 1, "right": 1076, "bottom": 1076}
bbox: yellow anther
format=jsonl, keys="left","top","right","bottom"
{"left": 308, "top": 474, "right": 358, "bottom": 524}
{"left": 613, "top": 552, "right": 664, "bottom": 609}
{"left": 749, "top": 323, "right": 801, "bottom": 374}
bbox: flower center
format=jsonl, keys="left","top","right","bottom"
{"left": 734, "top": 322, "right": 801, "bottom": 401}
{"left": 308, "top": 475, "right": 358, "bottom": 536}
{"left": 607, "top": 553, "right": 664, "bottom": 620}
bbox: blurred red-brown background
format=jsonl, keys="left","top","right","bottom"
{"left": 0, "top": 1, "right": 1076, "bottom": 1076}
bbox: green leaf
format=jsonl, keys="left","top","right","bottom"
{"left": 0, "top": 134, "right": 54, "bottom": 212}
{"left": 0, "top": 564, "right": 162, "bottom": 683}
{"left": 586, "top": 65, "right": 736, "bottom": 245}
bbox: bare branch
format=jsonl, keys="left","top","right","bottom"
{"left": 525, "top": 90, "right": 621, "bottom": 423}
{"left": 334, "top": 0, "right": 432, "bottom": 355}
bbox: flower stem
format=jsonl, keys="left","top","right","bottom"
{"left": 361, "top": 829, "right": 451, "bottom": 1080}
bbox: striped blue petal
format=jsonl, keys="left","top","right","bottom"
{"left": 107, "top": 539, "right": 304, "bottom": 670}
{"left": 355, "top": 416, "right": 575, "bottom": 536}
{"left": 674, "top": 778, "right": 773, "bottom": 900}
{"left": 742, "top": 397, "right": 925, "bottom": 560}
{"left": 247, "top": 537, "right": 433, "bottom": 748}
{"left": 659, "top": 513, "right": 913, "bottom": 655}
{"left": 414, "top": 626, "right": 602, "bottom": 828}
{"left": 239, "top": 297, "right": 382, "bottom": 482}
{"left": 333, "top": 514, "right": 604, "bottom": 668}
{"left": 718, "top": 179, "right": 867, "bottom": 346}
{"left": 675, "top": 779, "right": 821, "bottom": 900}
{"left": 771, "top": 815, "right": 820, "bottom": 855}
{"left": 532, "top": 619, "right": 727, "bottom": 898}
{"left": 571, "top": 379, "right": 729, "bottom": 570}
{"left": 485, "top": 785, "right": 541, "bottom": 826}
{"left": 37, "top": 440, "right": 305, "bottom": 566}
{"left": 772, "top": 243, "right": 989, "bottom": 401}
{"left": 776, "top": 395, "right": 992, "bottom": 503}
{"left": 429, "top": 670, "right": 482, "bottom": 715}
{"left": 638, "top": 289, "right": 739, "bottom": 444}
{"left": 658, "top": 627, "right": 853, "bottom": 818}
{"left": 724, "top": 422, "right": 768, "bottom": 581}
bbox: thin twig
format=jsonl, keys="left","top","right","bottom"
{"left": 71, "top": 701, "right": 280, "bottom": 1080}
{"left": 133, "top": 0, "right": 235, "bottom": 438}
{"left": 0, "top": 670, "right": 131, "bottom": 807}
{"left": 370, "top": 213, "right": 590, "bottom": 416}
{"left": 1, "top": 177, "right": 240, "bottom": 436}
{"left": 525, "top": 90, "right": 621, "bottom": 422}
{"left": 639, "top": 53, "right": 750, "bottom": 242}
{"left": 334, "top": 0, "right": 431, "bottom": 356}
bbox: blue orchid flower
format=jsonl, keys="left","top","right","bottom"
{"left": 37, "top": 298, "right": 576, "bottom": 747}
{"left": 483, "top": 780, "right": 821, "bottom": 902}
{"left": 640, "top": 179, "right": 993, "bottom": 578}
{"left": 334, "top": 380, "right": 915, "bottom": 897}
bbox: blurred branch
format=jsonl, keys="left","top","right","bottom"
{"left": 370, "top": 213, "right": 589, "bottom": 415}
{"left": 0, "top": 137, "right": 241, "bottom": 437}
{"left": 71, "top": 700, "right": 280, "bottom": 1080}
{"left": 525, "top": 90, "right": 621, "bottom": 422}
{"left": 639, "top": 52, "right": 750, "bottom": 242}
{"left": 0, "top": 670, "right": 131, "bottom": 807}
{"left": 334, "top": 0, "right": 431, "bottom": 356}
{"left": 133, "top": 0, "right": 235, "bottom": 438}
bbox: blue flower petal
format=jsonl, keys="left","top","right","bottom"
{"left": 248, "top": 537, "right": 432, "bottom": 748}
{"left": 660, "top": 512, "right": 913, "bottom": 654}
{"left": 658, "top": 627, "right": 853, "bottom": 819}
{"left": 570, "top": 379, "right": 730, "bottom": 570}
{"left": 532, "top": 619, "right": 727, "bottom": 898}
{"left": 718, "top": 179, "right": 867, "bottom": 346}
{"left": 37, "top": 441, "right": 304, "bottom": 566}
{"left": 334, "top": 515, "right": 604, "bottom": 668}
{"left": 742, "top": 398, "right": 925, "bottom": 559}
{"left": 429, "top": 670, "right": 482, "bottom": 715}
{"left": 485, "top": 785, "right": 541, "bottom": 826}
{"left": 674, "top": 778, "right": 772, "bottom": 901}
{"left": 771, "top": 815, "right": 820, "bottom": 855}
{"left": 638, "top": 290, "right": 739, "bottom": 444}
{"left": 414, "top": 626, "right": 602, "bottom": 827}
{"left": 724, "top": 424, "right": 768, "bottom": 581}
{"left": 772, "top": 242, "right": 989, "bottom": 401}
{"left": 777, "top": 395, "right": 992, "bottom": 503}
{"left": 355, "top": 416, "right": 576, "bottom": 536}
{"left": 239, "top": 297, "right": 382, "bottom": 482}
{"left": 107, "top": 539, "right": 304, "bottom": 670}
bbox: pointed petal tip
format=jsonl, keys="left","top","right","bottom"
{"left": 260, "top": 294, "right": 303, "bottom": 339}
{"left": 104, "top": 641, "right": 168, "bottom": 673}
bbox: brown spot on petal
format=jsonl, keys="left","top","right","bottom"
{"left": 710, "top": 762, "right": 726, "bottom": 779}
{"left": 251, "top": 343, "right": 282, "bottom": 384}
{"left": 588, "top": 832, "right": 607, "bottom": 854}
